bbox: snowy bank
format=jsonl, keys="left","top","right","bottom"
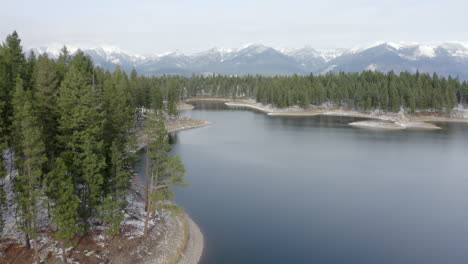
{"left": 216, "top": 98, "right": 453, "bottom": 131}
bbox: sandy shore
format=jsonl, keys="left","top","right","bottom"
{"left": 349, "top": 120, "right": 441, "bottom": 130}
{"left": 177, "top": 103, "right": 195, "bottom": 111}
{"left": 202, "top": 98, "right": 468, "bottom": 130}
{"left": 166, "top": 117, "right": 212, "bottom": 133}
{"left": 186, "top": 97, "right": 231, "bottom": 103}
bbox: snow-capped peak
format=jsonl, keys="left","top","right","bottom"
{"left": 29, "top": 43, "right": 146, "bottom": 61}
{"left": 315, "top": 48, "right": 346, "bottom": 62}
{"left": 280, "top": 46, "right": 346, "bottom": 62}
{"left": 93, "top": 45, "right": 126, "bottom": 55}
{"left": 238, "top": 43, "right": 270, "bottom": 53}
{"left": 30, "top": 43, "right": 82, "bottom": 58}
{"left": 348, "top": 41, "right": 387, "bottom": 54}
{"left": 194, "top": 47, "right": 234, "bottom": 56}
{"left": 155, "top": 50, "right": 184, "bottom": 58}
{"left": 438, "top": 42, "right": 468, "bottom": 58}
{"left": 346, "top": 41, "right": 447, "bottom": 60}
{"left": 347, "top": 41, "right": 421, "bottom": 54}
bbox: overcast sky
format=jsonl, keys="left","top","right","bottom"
{"left": 1, "top": 0, "right": 467, "bottom": 55}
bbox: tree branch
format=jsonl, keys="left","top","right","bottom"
{"left": 155, "top": 184, "right": 170, "bottom": 190}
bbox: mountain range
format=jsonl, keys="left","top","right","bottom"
{"left": 31, "top": 41, "right": 468, "bottom": 79}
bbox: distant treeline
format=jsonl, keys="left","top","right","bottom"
{"left": 133, "top": 72, "right": 468, "bottom": 113}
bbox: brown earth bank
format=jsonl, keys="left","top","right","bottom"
{"left": 185, "top": 96, "right": 468, "bottom": 130}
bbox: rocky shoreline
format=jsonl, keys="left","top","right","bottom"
{"left": 131, "top": 109, "right": 208, "bottom": 264}
{"left": 217, "top": 98, "right": 468, "bottom": 130}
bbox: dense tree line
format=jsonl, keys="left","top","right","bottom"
{"left": 131, "top": 72, "right": 468, "bottom": 113}
{"left": 0, "top": 32, "right": 185, "bottom": 263}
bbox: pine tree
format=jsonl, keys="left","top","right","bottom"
{"left": 143, "top": 112, "right": 186, "bottom": 236}
{"left": 388, "top": 72, "right": 400, "bottom": 112}
{"left": 101, "top": 66, "right": 135, "bottom": 215}
{"left": 110, "top": 141, "right": 131, "bottom": 207}
{"left": 24, "top": 50, "right": 37, "bottom": 90}
{"left": 0, "top": 44, "right": 6, "bottom": 235}
{"left": 0, "top": 31, "right": 27, "bottom": 146}
{"left": 99, "top": 194, "right": 123, "bottom": 242}
{"left": 12, "top": 77, "right": 46, "bottom": 263}
{"left": 33, "top": 54, "right": 60, "bottom": 172}
{"left": 47, "top": 158, "right": 79, "bottom": 264}
{"left": 0, "top": 140, "right": 5, "bottom": 235}
{"left": 56, "top": 46, "right": 70, "bottom": 83}
{"left": 57, "top": 51, "right": 105, "bottom": 224}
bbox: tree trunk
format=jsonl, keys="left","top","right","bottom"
{"left": 62, "top": 241, "right": 68, "bottom": 264}
{"left": 144, "top": 165, "right": 161, "bottom": 236}
{"left": 144, "top": 170, "right": 154, "bottom": 236}
{"left": 143, "top": 199, "right": 152, "bottom": 236}
{"left": 33, "top": 238, "right": 40, "bottom": 264}
{"left": 32, "top": 216, "right": 40, "bottom": 264}
{"left": 151, "top": 169, "right": 159, "bottom": 219}
{"left": 8, "top": 150, "right": 13, "bottom": 180}
{"left": 25, "top": 233, "right": 31, "bottom": 249}
{"left": 144, "top": 146, "right": 149, "bottom": 211}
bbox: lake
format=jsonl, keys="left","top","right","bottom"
{"left": 140, "top": 102, "right": 468, "bottom": 264}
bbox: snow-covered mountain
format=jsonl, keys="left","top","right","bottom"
{"left": 323, "top": 41, "right": 468, "bottom": 79}
{"left": 29, "top": 41, "right": 468, "bottom": 79}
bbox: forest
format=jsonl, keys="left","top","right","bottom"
{"left": 132, "top": 72, "right": 468, "bottom": 113}
{"left": 0, "top": 32, "right": 185, "bottom": 263}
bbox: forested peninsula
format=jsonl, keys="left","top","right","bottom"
{"left": 0, "top": 32, "right": 205, "bottom": 263}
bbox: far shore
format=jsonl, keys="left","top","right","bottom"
{"left": 186, "top": 97, "right": 468, "bottom": 130}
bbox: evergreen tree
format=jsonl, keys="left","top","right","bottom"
{"left": 101, "top": 66, "right": 135, "bottom": 209}
{"left": 56, "top": 46, "right": 70, "bottom": 83}
{"left": 0, "top": 31, "right": 27, "bottom": 145}
{"left": 33, "top": 54, "right": 60, "bottom": 171}
{"left": 0, "top": 44, "right": 6, "bottom": 235}
{"left": 57, "top": 51, "right": 105, "bottom": 224}
{"left": 143, "top": 112, "right": 186, "bottom": 236}
{"left": 12, "top": 76, "right": 46, "bottom": 263}
{"left": 47, "top": 158, "right": 79, "bottom": 264}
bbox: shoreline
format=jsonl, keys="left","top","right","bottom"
{"left": 188, "top": 97, "right": 468, "bottom": 130}
{"left": 167, "top": 118, "right": 212, "bottom": 133}
{"left": 137, "top": 115, "right": 211, "bottom": 150}
{"left": 131, "top": 175, "right": 204, "bottom": 264}
{"left": 136, "top": 112, "right": 206, "bottom": 264}
{"left": 176, "top": 214, "right": 204, "bottom": 264}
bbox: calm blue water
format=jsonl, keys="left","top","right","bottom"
{"left": 140, "top": 102, "right": 468, "bottom": 264}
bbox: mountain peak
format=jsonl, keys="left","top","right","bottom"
{"left": 238, "top": 43, "right": 270, "bottom": 53}
{"left": 27, "top": 41, "right": 468, "bottom": 79}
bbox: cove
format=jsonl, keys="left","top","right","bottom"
{"left": 139, "top": 102, "right": 468, "bottom": 264}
